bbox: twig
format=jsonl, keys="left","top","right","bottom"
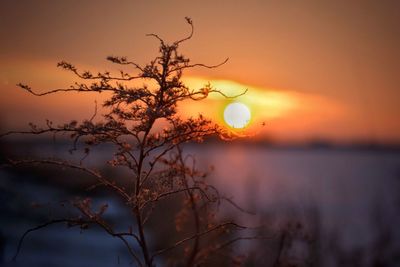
{"left": 7, "top": 159, "right": 130, "bottom": 201}
{"left": 151, "top": 222, "right": 247, "bottom": 260}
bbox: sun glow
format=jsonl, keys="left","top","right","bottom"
{"left": 224, "top": 102, "right": 251, "bottom": 129}
{"left": 177, "top": 76, "right": 344, "bottom": 140}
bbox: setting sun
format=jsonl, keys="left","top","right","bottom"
{"left": 223, "top": 102, "right": 251, "bottom": 129}
{"left": 1, "top": 2, "right": 399, "bottom": 266}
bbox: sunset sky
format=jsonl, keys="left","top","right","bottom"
{"left": 1, "top": 1, "right": 399, "bottom": 143}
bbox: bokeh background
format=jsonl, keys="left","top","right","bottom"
{"left": 1, "top": 1, "right": 400, "bottom": 266}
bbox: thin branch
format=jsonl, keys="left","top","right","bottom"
{"left": 116, "top": 235, "right": 144, "bottom": 267}
{"left": 210, "top": 88, "right": 248, "bottom": 98}
{"left": 221, "top": 196, "right": 256, "bottom": 215}
{"left": 177, "top": 145, "right": 200, "bottom": 267}
{"left": 89, "top": 100, "right": 98, "bottom": 122}
{"left": 85, "top": 215, "right": 143, "bottom": 267}
{"left": 170, "top": 57, "right": 229, "bottom": 74}
{"left": 106, "top": 56, "right": 145, "bottom": 72}
{"left": 187, "top": 88, "right": 248, "bottom": 101}
{"left": 12, "top": 219, "right": 74, "bottom": 261}
{"left": 57, "top": 61, "right": 143, "bottom": 81}
{"left": 174, "top": 17, "right": 194, "bottom": 46}
{"left": 12, "top": 217, "right": 144, "bottom": 267}
{"left": 151, "top": 222, "right": 247, "bottom": 260}
{"left": 215, "top": 236, "right": 272, "bottom": 251}
{"left": 146, "top": 33, "right": 165, "bottom": 46}
{"left": 17, "top": 83, "right": 112, "bottom": 96}
{"left": 196, "top": 235, "right": 274, "bottom": 265}
{"left": 6, "top": 159, "right": 130, "bottom": 201}
{"left": 1, "top": 127, "right": 73, "bottom": 138}
{"left": 141, "top": 186, "right": 212, "bottom": 209}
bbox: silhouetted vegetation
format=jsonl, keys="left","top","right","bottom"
{"left": 1, "top": 18, "right": 259, "bottom": 267}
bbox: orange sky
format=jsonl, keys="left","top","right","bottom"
{"left": 1, "top": 1, "right": 399, "bottom": 143}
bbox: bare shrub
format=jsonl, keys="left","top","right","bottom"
{"left": 1, "top": 18, "right": 261, "bottom": 267}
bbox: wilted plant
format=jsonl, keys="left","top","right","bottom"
{"left": 1, "top": 18, "right": 258, "bottom": 267}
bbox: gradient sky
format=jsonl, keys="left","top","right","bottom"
{"left": 1, "top": 1, "right": 399, "bottom": 143}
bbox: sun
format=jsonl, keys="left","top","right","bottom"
{"left": 223, "top": 102, "right": 251, "bottom": 129}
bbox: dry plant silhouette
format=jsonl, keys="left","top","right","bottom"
{"left": 1, "top": 18, "right": 263, "bottom": 267}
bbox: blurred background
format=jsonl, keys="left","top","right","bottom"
{"left": 1, "top": 1, "right": 400, "bottom": 266}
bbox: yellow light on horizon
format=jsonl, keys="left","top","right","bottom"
{"left": 180, "top": 76, "right": 344, "bottom": 138}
